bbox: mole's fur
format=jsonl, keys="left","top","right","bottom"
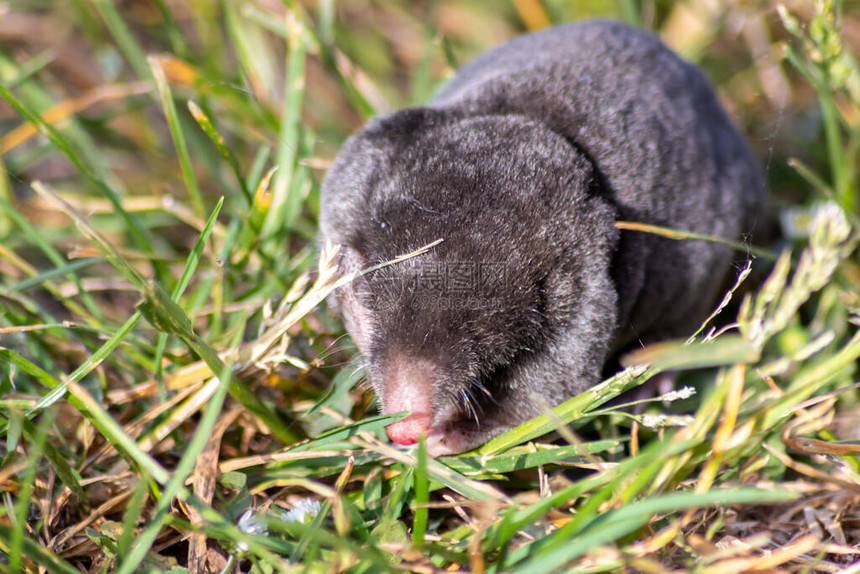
{"left": 319, "top": 20, "right": 764, "bottom": 456}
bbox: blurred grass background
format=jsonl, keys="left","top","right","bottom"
{"left": 0, "top": 0, "right": 859, "bottom": 572}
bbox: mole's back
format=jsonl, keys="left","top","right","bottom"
{"left": 431, "top": 20, "right": 763, "bottom": 341}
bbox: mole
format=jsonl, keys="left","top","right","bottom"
{"left": 319, "top": 19, "right": 764, "bottom": 456}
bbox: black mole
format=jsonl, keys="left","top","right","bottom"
{"left": 319, "top": 20, "right": 764, "bottom": 456}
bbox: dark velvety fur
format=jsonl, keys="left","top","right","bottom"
{"left": 319, "top": 20, "right": 764, "bottom": 455}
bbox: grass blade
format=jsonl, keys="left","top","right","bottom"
{"left": 412, "top": 437, "right": 429, "bottom": 546}
{"left": 115, "top": 329, "right": 237, "bottom": 574}
{"left": 478, "top": 365, "right": 653, "bottom": 455}
{"left": 512, "top": 488, "right": 798, "bottom": 572}
{"left": 150, "top": 56, "right": 207, "bottom": 219}
{"left": 261, "top": 12, "right": 310, "bottom": 239}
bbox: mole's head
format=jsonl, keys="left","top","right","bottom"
{"left": 335, "top": 243, "right": 550, "bottom": 456}
{"left": 320, "top": 108, "right": 618, "bottom": 455}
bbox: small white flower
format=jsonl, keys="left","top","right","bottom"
{"left": 236, "top": 509, "right": 268, "bottom": 552}
{"left": 238, "top": 509, "right": 268, "bottom": 535}
{"left": 283, "top": 499, "right": 322, "bottom": 524}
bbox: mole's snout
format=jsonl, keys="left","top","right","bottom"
{"left": 385, "top": 412, "right": 431, "bottom": 445}
{"left": 381, "top": 356, "right": 437, "bottom": 446}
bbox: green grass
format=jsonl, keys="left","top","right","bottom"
{"left": 1, "top": 0, "right": 859, "bottom": 572}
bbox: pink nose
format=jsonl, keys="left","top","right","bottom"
{"left": 385, "top": 412, "right": 431, "bottom": 445}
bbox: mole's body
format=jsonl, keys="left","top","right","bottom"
{"left": 319, "top": 20, "right": 763, "bottom": 456}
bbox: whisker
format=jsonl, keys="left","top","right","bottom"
{"left": 316, "top": 333, "right": 354, "bottom": 361}
{"left": 461, "top": 389, "right": 478, "bottom": 424}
